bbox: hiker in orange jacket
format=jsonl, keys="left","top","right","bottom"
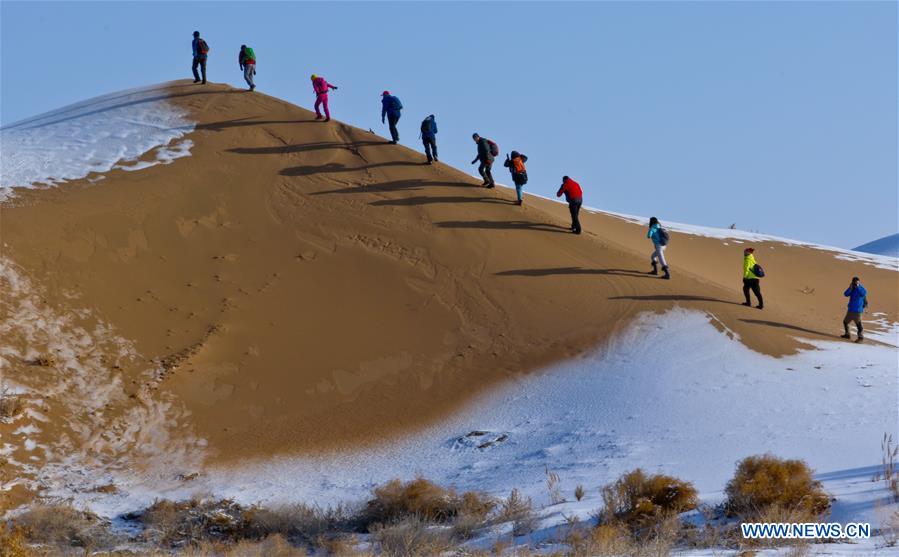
{"left": 556, "top": 176, "right": 583, "bottom": 234}
{"left": 311, "top": 74, "right": 338, "bottom": 121}
{"left": 503, "top": 151, "right": 528, "bottom": 206}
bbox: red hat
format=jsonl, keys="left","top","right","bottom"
{"left": 744, "top": 247, "right": 755, "bottom": 254}
{"left": 382, "top": 90, "right": 390, "bottom": 96}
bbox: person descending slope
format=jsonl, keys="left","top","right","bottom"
{"left": 420, "top": 115, "right": 438, "bottom": 164}
{"left": 238, "top": 45, "right": 256, "bottom": 91}
{"left": 191, "top": 31, "right": 209, "bottom": 84}
{"left": 741, "top": 247, "right": 764, "bottom": 309}
{"left": 841, "top": 276, "right": 867, "bottom": 343}
{"left": 380, "top": 91, "right": 403, "bottom": 144}
{"left": 556, "top": 176, "right": 583, "bottom": 235}
{"left": 646, "top": 217, "right": 670, "bottom": 279}
{"left": 471, "top": 133, "right": 498, "bottom": 188}
{"left": 503, "top": 151, "right": 528, "bottom": 206}
{"left": 311, "top": 74, "right": 338, "bottom": 121}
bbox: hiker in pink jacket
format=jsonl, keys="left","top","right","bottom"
{"left": 311, "top": 74, "right": 338, "bottom": 121}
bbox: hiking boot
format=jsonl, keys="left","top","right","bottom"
{"left": 756, "top": 305, "right": 764, "bottom": 310}
{"left": 855, "top": 337, "right": 864, "bottom": 343}
{"left": 389, "top": 140, "right": 397, "bottom": 145}
{"left": 201, "top": 80, "right": 207, "bottom": 85}
{"left": 649, "top": 262, "right": 658, "bottom": 275}
{"left": 250, "top": 85, "right": 255, "bottom": 91}
{"left": 315, "top": 115, "right": 323, "bottom": 120}
{"left": 486, "top": 184, "right": 495, "bottom": 189}
{"left": 741, "top": 302, "right": 752, "bottom": 307}
{"left": 324, "top": 117, "right": 331, "bottom": 122}
{"left": 662, "top": 266, "right": 670, "bottom": 280}
{"left": 516, "top": 200, "right": 523, "bottom": 206}
{"left": 840, "top": 333, "right": 851, "bottom": 339}
{"left": 193, "top": 79, "right": 201, "bottom": 83}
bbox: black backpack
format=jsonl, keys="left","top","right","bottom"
{"left": 420, "top": 119, "right": 430, "bottom": 134}
{"left": 753, "top": 263, "right": 765, "bottom": 278}
{"left": 658, "top": 228, "right": 670, "bottom": 246}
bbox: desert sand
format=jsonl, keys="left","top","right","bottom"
{"left": 1, "top": 82, "right": 896, "bottom": 502}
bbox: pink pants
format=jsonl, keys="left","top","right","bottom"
{"left": 314, "top": 93, "right": 330, "bottom": 119}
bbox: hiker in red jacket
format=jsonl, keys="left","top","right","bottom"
{"left": 311, "top": 74, "right": 338, "bottom": 121}
{"left": 556, "top": 176, "right": 583, "bottom": 234}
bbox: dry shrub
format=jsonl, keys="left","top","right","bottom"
{"left": 883, "top": 433, "right": 899, "bottom": 501}
{"left": 16, "top": 502, "right": 118, "bottom": 551}
{"left": 567, "top": 523, "right": 634, "bottom": 556}
{"left": 0, "top": 525, "right": 34, "bottom": 557}
{"left": 496, "top": 489, "right": 537, "bottom": 536}
{"left": 600, "top": 469, "right": 698, "bottom": 534}
{"left": 369, "top": 516, "right": 451, "bottom": 557}
{"left": 139, "top": 496, "right": 255, "bottom": 547}
{"left": 545, "top": 466, "right": 565, "bottom": 505}
{"left": 245, "top": 502, "right": 353, "bottom": 544}
{"left": 724, "top": 455, "right": 830, "bottom": 519}
{"left": 0, "top": 386, "right": 24, "bottom": 421}
{"left": 363, "top": 477, "right": 494, "bottom": 527}
{"left": 574, "top": 484, "right": 585, "bottom": 502}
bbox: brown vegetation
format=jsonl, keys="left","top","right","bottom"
{"left": 724, "top": 454, "right": 830, "bottom": 519}
{"left": 600, "top": 469, "right": 699, "bottom": 535}
{"left": 362, "top": 477, "right": 494, "bottom": 528}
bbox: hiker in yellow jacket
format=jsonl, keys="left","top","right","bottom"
{"left": 741, "top": 248, "right": 764, "bottom": 309}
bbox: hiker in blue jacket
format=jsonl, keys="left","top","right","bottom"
{"left": 420, "top": 115, "right": 438, "bottom": 164}
{"left": 381, "top": 91, "right": 403, "bottom": 144}
{"left": 191, "top": 31, "right": 208, "bottom": 84}
{"left": 841, "top": 276, "right": 867, "bottom": 343}
{"left": 646, "top": 217, "right": 670, "bottom": 279}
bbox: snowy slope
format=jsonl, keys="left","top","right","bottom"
{"left": 855, "top": 234, "right": 899, "bottom": 258}
{"left": 0, "top": 84, "right": 194, "bottom": 199}
{"left": 57, "top": 310, "right": 897, "bottom": 552}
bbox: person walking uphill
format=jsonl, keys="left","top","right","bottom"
{"left": 503, "top": 151, "right": 528, "bottom": 206}
{"left": 311, "top": 75, "right": 338, "bottom": 121}
{"left": 471, "top": 133, "right": 498, "bottom": 188}
{"left": 647, "top": 217, "right": 670, "bottom": 279}
{"left": 381, "top": 91, "right": 403, "bottom": 144}
{"left": 841, "top": 276, "right": 867, "bottom": 343}
{"left": 238, "top": 45, "right": 256, "bottom": 91}
{"left": 191, "top": 31, "right": 209, "bottom": 84}
{"left": 420, "top": 115, "right": 438, "bottom": 164}
{"left": 556, "top": 176, "right": 583, "bottom": 234}
{"left": 741, "top": 248, "right": 764, "bottom": 309}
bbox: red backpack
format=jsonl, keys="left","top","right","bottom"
{"left": 486, "top": 139, "right": 499, "bottom": 157}
{"left": 198, "top": 38, "right": 209, "bottom": 54}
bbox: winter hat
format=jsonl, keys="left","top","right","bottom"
{"left": 310, "top": 74, "right": 318, "bottom": 80}
{"left": 472, "top": 133, "right": 480, "bottom": 139}
{"left": 744, "top": 248, "right": 755, "bottom": 254}
{"left": 511, "top": 150, "right": 520, "bottom": 158}
{"left": 193, "top": 31, "right": 200, "bottom": 37}
{"left": 382, "top": 90, "right": 390, "bottom": 96}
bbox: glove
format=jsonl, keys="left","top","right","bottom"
{"left": 332, "top": 86, "right": 338, "bottom": 90}
{"left": 471, "top": 159, "right": 477, "bottom": 165}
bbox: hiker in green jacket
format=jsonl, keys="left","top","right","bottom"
{"left": 238, "top": 45, "right": 256, "bottom": 91}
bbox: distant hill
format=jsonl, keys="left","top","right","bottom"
{"left": 854, "top": 233, "right": 899, "bottom": 257}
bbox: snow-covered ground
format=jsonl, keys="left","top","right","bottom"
{"left": 53, "top": 309, "right": 897, "bottom": 553}
{"left": 0, "top": 85, "right": 194, "bottom": 199}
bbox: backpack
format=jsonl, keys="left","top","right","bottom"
{"left": 487, "top": 139, "right": 499, "bottom": 157}
{"left": 752, "top": 263, "right": 765, "bottom": 278}
{"left": 198, "top": 38, "right": 209, "bottom": 54}
{"left": 658, "top": 228, "right": 670, "bottom": 246}
{"left": 420, "top": 119, "right": 430, "bottom": 134}
{"left": 244, "top": 47, "right": 255, "bottom": 61}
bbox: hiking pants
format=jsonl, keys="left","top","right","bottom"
{"left": 387, "top": 113, "right": 401, "bottom": 142}
{"left": 478, "top": 159, "right": 494, "bottom": 186}
{"left": 315, "top": 93, "right": 330, "bottom": 119}
{"left": 651, "top": 244, "right": 668, "bottom": 268}
{"left": 423, "top": 137, "right": 438, "bottom": 162}
{"left": 843, "top": 311, "right": 863, "bottom": 337}
{"left": 568, "top": 200, "right": 582, "bottom": 234}
{"left": 243, "top": 64, "right": 255, "bottom": 88}
{"left": 192, "top": 56, "right": 207, "bottom": 83}
{"left": 515, "top": 184, "right": 524, "bottom": 203}
{"left": 743, "top": 278, "right": 763, "bottom": 306}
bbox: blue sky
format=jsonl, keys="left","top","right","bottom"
{"left": 2, "top": 1, "right": 896, "bottom": 248}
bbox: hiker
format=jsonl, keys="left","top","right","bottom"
{"left": 311, "top": 74, "right": 338, "bottom": 121}
{"left": 381, "top": 91, "right": 403, "bottom": 144}
{"left": 191, "top": 31, "right": 209, "bottom": 84}
{"left": 503, "top": 151, "right": 528, "bottom": 205}
{"left": 238, "top": 45, "right": 256, "bottom": 91}
{"left": 420, "top": 115, "right": 438, "bottom": 163}
{"left": 556, "top": 176, "right": 583, "bottom": 234}
{"left": 841, "top": 276, "right": 867, "bottom": 343}
{"left": 471, "top": 133, "right": 497, "bottom": 188}
{"left": 741, "top": 247, "right": 764, "bottom": 309}
{"left": 647, "top": 217, "right": 670, "bottom": 279}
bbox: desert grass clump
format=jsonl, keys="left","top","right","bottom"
{"left": 545, "top": 466, "right": 565, "bottom": 505}
{"left": 600, "top": 469, "right": 699, "bottom": 535}
{"left": 882, "top": 433, "right": 899, "bottom": 501}
{"left": 724, "top": 454, "right": 830, "bottom": 520}
{"left": 243, "top": 502, "right": 354, "bottom": 545}
{"left": 496, "top": 488, "right": 538, "bottom": 537}
{"left": 0, "top": 385, "right": 24, "bottom": 421}
{"left": 0, "top": 524, "right": 33, "bottom": 557}
{"left": 369, "top": 515, "right": 451, "bottom": 557}
{"left": 16, "top": 502, "right": 119, "bottom": 551}
{"left": 574, "top": 484, "right": 586, "bottom": 502}
{"left": 139, "top": 496, "right": 257, "bottom": 547}
{"left": 362, "top": 477, "right": 494, "bottom": 528}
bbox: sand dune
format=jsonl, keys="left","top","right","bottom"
{"left": 1, "top": 82, "right": 896, "bottom": 505}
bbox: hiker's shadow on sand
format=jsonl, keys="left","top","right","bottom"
{"left": 312, "top": 180, "right": 478, "bottom": 195}
{"left": 497, "top": 267, "right": 658, "bottom": 278}
{"left": 281, "top": 160, "right": 426, "bottom": 177}
{"left": 739, "top": 319, "right": 837, "bottom": 338}
{"left": 437, "top": 221, "right": 571, "bottom": 233}
{"left": 228, "top": 140, "right": 387, "bottom": 155}
{"left": 373, "top": 196, "right": 516, "bottom": 207}
{"left": 609, "top": 294, "right": 745, "bottom": 304}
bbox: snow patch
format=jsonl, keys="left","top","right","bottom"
{"left": 0, "top": 85, "right": 195, "bottom": 199}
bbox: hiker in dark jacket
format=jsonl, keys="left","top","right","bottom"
{"left": 420, "top": 115, "right": 438, "bottom": 164}
{"left": 191, "top": 31, "right": 208, "bottom": 84}
{"left": 503, "top": 151, "right": 528, "bottom": 205}
{"left": 381, "top": 91, "right": 403, "bottom": 144}
{"left": 647, "top": 217, "right": 670, "bottom": 279}
{"left": 841, "top": 276, "right": 867, "bottom": 343}
{"left": 556, "top": 176, "right": 583, "bottom": 234}
{"left": 238, "top": 45, "right": 256, "bottom": 91}
{"left": 471, "top": 133, "right": 495, "bottom": 188}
